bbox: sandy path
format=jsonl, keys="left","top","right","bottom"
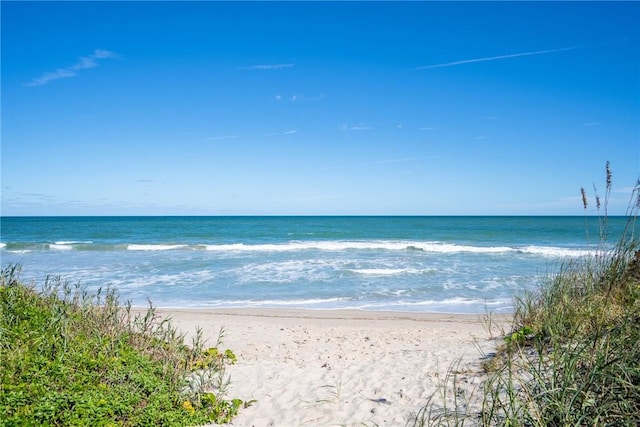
{"left": 155, "top": 308, "right": 506, "bottom": 427}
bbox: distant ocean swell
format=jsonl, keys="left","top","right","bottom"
{"left": 1, "top": 240, "right": 593, "bottom": 258}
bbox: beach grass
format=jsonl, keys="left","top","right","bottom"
{"left": 480, "top": 231, "right": 640, "bottom": 426}
{"left": 0, "top": 265, "right": 247, "bottom": 426}
{"left": 410, "top": 165, "right": 640, "bottom": 426}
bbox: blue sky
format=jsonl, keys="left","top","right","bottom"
{"left": 2, "top": 1, "right": 639, "bottom": 216}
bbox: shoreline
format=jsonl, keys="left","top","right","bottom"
{"left": 149, "top": 307, "right": 510, "bottom": 426}
{"left": 154, "top": 306, "right": 497, "bottom": 320}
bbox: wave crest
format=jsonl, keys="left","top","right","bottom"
{"left": 127, "top": 244, "right": 189, "bottom": 251}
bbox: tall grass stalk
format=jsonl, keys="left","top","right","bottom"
{"left": 482, "top": 167, "right": 640, "bottom": 426}
{"left": 409, "top": 164, "right": 640, "bottom": 426}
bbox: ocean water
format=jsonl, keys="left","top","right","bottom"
{"left": 0, "top": 216, "right": 627, "bottom": 314}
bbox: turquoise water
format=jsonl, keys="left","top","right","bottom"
{"left": 0, "top": 216, "right": 627, "bottom": 313}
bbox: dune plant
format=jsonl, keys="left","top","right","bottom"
{"left": 0, "top": 265, "right": 249, "bottom": 426}
{"left": 482, "top": 165, "right": 640, "bottom": 426}
{"left": 409, "top": 163, "right": 640, "bottom": 426}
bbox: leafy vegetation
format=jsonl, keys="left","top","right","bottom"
{"left": 409, "top": 163, "right": 640, "bottom": 426}
{"left": 0, "top": 266, "right": 249, "bottom": 426}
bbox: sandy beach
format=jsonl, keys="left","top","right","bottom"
{"left": 156, "top": 308, "right": 507, "bottom": 427}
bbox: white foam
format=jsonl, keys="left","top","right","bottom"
{"left": 54, "top": 241, "right": 93, "bottom": 245}
{"left": 248, "top": 298, "right": 350, "bottom": 306}
{"left": 234, "top": 260, "right": 334, "bottom": 284}
{"left": 200, "top": 240, "right": 593, "bottom": 259}
{"left": 127, "top": 244, "right": 188, "bottom": 251}
{"left": 195, "top": 297, "right": 351, "bottom": 308}
{"left": 205, "top": 242, "right": 340, "bottom": 252}
{"left": 203, "top": 240, "right": 516, "bottom": 253}
{"left": 520, "top": 245, "right": 592, "bottom": 258}
{"left": 360, "top": 297, "right": 512, "bottom": 309}
{"left": 50, "top": 243, "right": 73, "bottom": 250}
{"left": 0, "top": 243, "right": 6, "bottom": 249}
{"left": 190, "top": 297, "right": 514, "bottom": 313}
{"left": 352, "top": 268, "right": 424, "bottom": 276}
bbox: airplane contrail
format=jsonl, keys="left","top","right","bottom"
{"left": 416, "top": 45, "right": 582, "bottom": 70}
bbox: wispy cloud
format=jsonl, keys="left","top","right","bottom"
{"left": 242, "top": 63, "right": 295, "bottom": 70}
{"left": 25, "top": 49, "right": 119, "bottom": 86}
{"left": 264, "top": 129, "right": 297, "bottom": 136}
{"left": 340, "top": 123, "right": 372, "bottom": 131}
{"left": 207, "top": 135, "right": 238, "bottom": 141}
{"left": 614, "top": 186, "right": 638, "bottom": 195}
{"left": 416, "top": 45, "right": 581, "bottom": 70}
{"left": 275, "top": 93, "right": 326, "bottom": 103}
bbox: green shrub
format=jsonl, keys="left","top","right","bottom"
{"left": 0, "top": 264, "right": 250, "bottom": 426}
